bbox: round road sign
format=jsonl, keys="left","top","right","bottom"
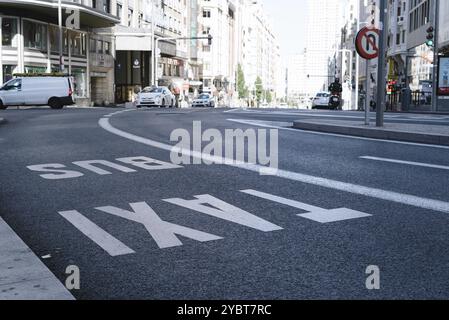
{"left": 355, "top": 27, "right": 380, "bottom": 60}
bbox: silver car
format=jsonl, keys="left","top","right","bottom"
{"left": 136, "top": 86, "right": 175, "bottom": 108}
{"left": 192, "top": 93, "right": 215, "bottom": 108}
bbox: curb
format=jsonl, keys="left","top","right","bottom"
{"left": 293, "top": 120, "right": 449, "bottom": 146}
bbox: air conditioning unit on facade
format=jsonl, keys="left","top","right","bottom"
{"left": 397, "top": 16, "right": 405, "bottom": 25}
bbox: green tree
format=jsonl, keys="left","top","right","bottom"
{"left": 265, "top": 90, "right": 272, "bottom": 104}
{"left": 255, "top": 76, "right": 263, "bottom": 104}
{"left": 236, "top": 64, "right": 248, "bottom": 98}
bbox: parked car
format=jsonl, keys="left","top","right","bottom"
{"left": 192, "top": 93, "right": 215, "bottom": 108}
{"left": 311, "top": 92, "right": 331, "bottom": 109}
{"left": 0, "top": 76, "right": 74, "bottom": 109}
{"left": 136, "top": 86, "right": 175, "bottom": 108}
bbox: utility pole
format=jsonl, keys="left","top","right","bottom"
{"left": 431, "top": 0, "right": 440, "bottom": 112}
{"left": 58, "top": 0, "right": 63, "bottom": 72}
{"left": 376, "top": 0, "right": 387, "bottom": 127}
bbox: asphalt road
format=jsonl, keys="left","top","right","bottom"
{"left": 1, "top": 107, "right": 449, "bottom": 299}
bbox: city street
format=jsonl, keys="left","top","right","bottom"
{"left": 1, "top": 107, "right": 449, "bottom": 299}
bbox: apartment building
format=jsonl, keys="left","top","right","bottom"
{"left": 198, "top": 0, "right": 237, "bottom": 103}
{"left": 237, "top": 0, "right": 280, "bottom": 103}
{"left": 113, "top": 0, "right": 189, "bottom": 103}
{"left": 0, "top": 0, "right": 120, "bottom": 105}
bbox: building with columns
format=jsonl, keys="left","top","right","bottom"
{"left": 0, "top": 0, "right": 120, "bottom": 105}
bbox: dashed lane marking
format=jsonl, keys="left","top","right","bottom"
{"left": 360, "top": 156, "right": 449, "bottom": 171}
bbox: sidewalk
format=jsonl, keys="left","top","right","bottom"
{"left": 293, "top": 118, "right": 449, "bottom": 146}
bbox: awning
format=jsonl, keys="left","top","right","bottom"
{"left": 0, "top": 0, "right": 120, "bottom": 28}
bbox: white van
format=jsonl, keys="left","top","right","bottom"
{"left": 0, "top": 76, "right": 74, "bottom": 109}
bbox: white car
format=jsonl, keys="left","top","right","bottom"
{"left": 192, "top": 93, "right": 215, "bottom": 108}
{"left": 311, "top": 92, "right": 331, "bottom": 109}
{"left": 136, "top": 86, "right": 175, "bottom": 108}
{"left": 0, "top": 76, "right": 74, "bottom": 109}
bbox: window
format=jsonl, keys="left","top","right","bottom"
{"left": 2, "top": 18, "right": 18, "bottom": 47}
{"left": 23, "top": 20, "right": 47, "bottom": 51}
{"left": 49, "top": 26, "right": 68, "bottom": 54}
{"left": 89, "top": 38, "right": 96, "bottom": 53}
{"left": 128, "top": 9, "right": 133, "bottom": 27}
{"left": 97, "top": 40, "right": 103, "bottom": 54}
{"left": 70, "top": 31, "right": 86, "bottom": 56}
{"left": 2, "top": 65, "right": 16, "bottom": 84}
{"left": 103, "top": 0, "right": 110, "bottom": 13}
{"left": 203, "top": 10, "right": 211, "bottom": 18}
{"left": 117, "top": 4, "right": 123, "bottom": 20}
{"left": 1, "top": 78, "right": 21, "bottom": 91}
{"left": 104, "top": 41, "right": 110, "bottom": 55}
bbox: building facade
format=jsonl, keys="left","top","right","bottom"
{"left": 0, "top": 0, "right": 120, "bottom": 105}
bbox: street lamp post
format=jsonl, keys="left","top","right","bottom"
{"left": 58, "top": 0, "right": 63, "bottom": 72}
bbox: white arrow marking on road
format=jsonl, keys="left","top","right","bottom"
{"left": 99, "top": 116, "right": 449, "bottom": 214}
{"left": 59, "top": 210, "right": 135, "bottom": 256}
{"left": 96, "top": 202, "right": 223, "bottom": 249}
{"left": 163, "top": 195, "right": 283, "bottom": 232}
{"left": 241, "top": 190, "right": 371, "bottom": 223}
{"left": 360, "top": 156, "right": 449, "bottom": 171}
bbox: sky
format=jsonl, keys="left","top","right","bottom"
{"left": 261, "top": 0, "right": 308, "bottom": 58}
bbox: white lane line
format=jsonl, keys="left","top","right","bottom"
{"left": 0, "top": 217, "right": 74, "bottom": 300}
{"left": 236, "top": 110, "right": 449, "bottom": 123}
{"left": 227, "top": 119, "right": 449, "bottom": 150}
{"left": 98, "top": 116, "right": 449, "bottom": 214}
{"left": 59, "top": 211, "right": 135, "bottom": 257}
{"left": 360, "top": 156, "right": 449, "bottom": 171}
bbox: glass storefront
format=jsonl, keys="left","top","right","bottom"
{"left": 72, "top": 68, "right": 87, "bottom": 98}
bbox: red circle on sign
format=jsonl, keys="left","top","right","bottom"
{"left": 356, "top": 27, "right": 380, "bottom": 60}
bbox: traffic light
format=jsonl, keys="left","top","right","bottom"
{"left": 426, "top": 26, "right": 434, "bottom": 47}
{"left": 208, "top": 34, "right": 213, "bottom": 45}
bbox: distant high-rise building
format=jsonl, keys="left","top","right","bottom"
{"left": 304, "top": 0, "right": 342, "bottom": 96}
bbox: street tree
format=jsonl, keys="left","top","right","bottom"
{"left": 255, "top": 77, "right": 263, "bottom": 104}
{"left": 236, "top": 64, "right": 248, "bottom": 99}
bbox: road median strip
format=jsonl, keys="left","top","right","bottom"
{"left": 293, "top": 119, "right": 449, "bottom": 146}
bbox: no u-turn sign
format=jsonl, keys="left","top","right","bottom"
{"left": 356, "top": 27, "right": 380, "bottom": 60}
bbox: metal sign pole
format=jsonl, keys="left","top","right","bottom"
{"left": 376, "top": 0, "right": 387, "bottom": 127}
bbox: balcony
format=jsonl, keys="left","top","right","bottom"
{"left": 0, "top": 0, "right": 120, "bottom": 28}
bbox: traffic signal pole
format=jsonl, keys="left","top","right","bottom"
{"left": 376, "top": 0, "right": 387, "bottom": 127}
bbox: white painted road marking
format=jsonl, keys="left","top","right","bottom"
{"left": 360, "top": 156, "right": 449, "bottom": 171}
{"left": 164, "top": 194, "right": 283, "bottom": 232}
{"left": 99, "top": 115, "right": 449, "bottom": 214}
{"left": 0, "top": 217, "right": 74, "bottom": 300}
{"left": 227, "top": 119, "right": 449, "bottom": 150}
{"left": 28, "top": 156, "right": 182, "bottom": 180}
{"left": 95, "top": 202, "right": 223, "bottom": 249}
{"left": 241, "top": 189, "right": 371, "bottom": 223}
{"left": 59, "top": 210, "right": 136, "bottom": 256}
